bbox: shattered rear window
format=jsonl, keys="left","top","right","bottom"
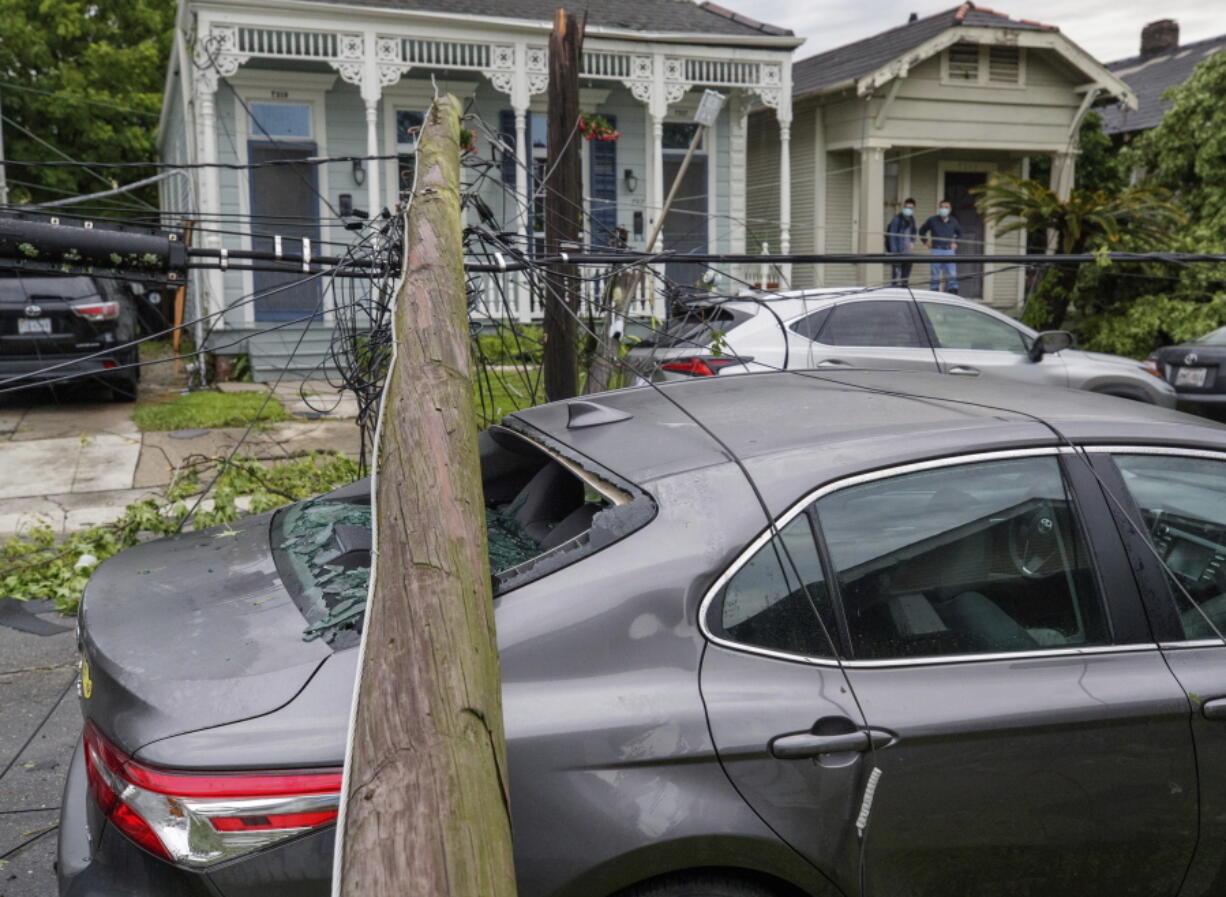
{"left": 273, "top": 426, "right": 653, "bottom": 647}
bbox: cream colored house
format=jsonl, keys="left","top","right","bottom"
{"left": 746, "top": 2, "right": 1136, "bottom": 311}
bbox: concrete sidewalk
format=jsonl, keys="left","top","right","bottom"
{"left": 0, "top": 383, "right": 361, "bottom": 538}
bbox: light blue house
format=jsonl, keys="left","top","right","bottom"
{"left": 157, "top": 0, "right": 801, "bottom": 379}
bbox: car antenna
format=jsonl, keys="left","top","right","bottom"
{"left": 566, "top": 400, "right": 632, "bottom": 429}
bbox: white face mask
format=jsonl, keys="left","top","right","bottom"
{"left": 901, "top": 208, "right": 913, "bottom": 217}
{"left": 939, "top": 207, "right": 951, "bottom": 217}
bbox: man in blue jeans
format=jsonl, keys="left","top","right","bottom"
{"left": 919, "top": 199, "right": 962, "bottom": 294}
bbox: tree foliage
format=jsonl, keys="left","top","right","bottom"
{"left": 1075, "top": 49, "right": 1226, "bottom": 356}
{"left": 975, "top": 173, "right": 1183, "bottom": 331}
{"left": 0, "top": 0, "right": 174, "bottom": 211}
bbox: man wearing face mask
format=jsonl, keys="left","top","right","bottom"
{"left": 919, "top": 199, "right": 962, "bottom": 294}
{"left": 885, "top": 198, "right": 917, "bottom": 287}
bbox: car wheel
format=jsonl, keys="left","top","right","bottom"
{"left": 107, "top": 376, "right": 138, "bottom": 403}
{"left": 617, "top": 873, "right": 791, "bottom": 897}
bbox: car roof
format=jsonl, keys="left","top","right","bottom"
{"left": 509, "top": 371, "right": 1225, "bottom": 506}
{"left": 719, "top": 288, "right": 1024, "bottom": 323}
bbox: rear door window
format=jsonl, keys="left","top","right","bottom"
{"left": 1111, "top": 453, "right": 1226, "bottom": 640}
{"left": 707, "top": 514, "right": 836, "bottom": 658}
{"left": 813, "top": 456, "right": 1108, "bottom": 660}
{"left": 817, "top": 300, "right": 926, "bottom": 348}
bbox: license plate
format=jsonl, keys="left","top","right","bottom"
{"left": 1176, "top": 366, "right": 1209, "bottom": 387}
{"left": 17, "top": 318, "right": 51, "bottom": 335}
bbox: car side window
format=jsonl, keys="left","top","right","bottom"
{"left": 921, "top": 302, "right": 1028, "bottom": 354}
{"left": 817, "top": 301, "right": 925, "bottom": 348}
{"left": 813, "top": 456, "right": 1108, "bottom": 661}
{"left": 789, "top": 306, "right": 831, "bottom": 341}
{"left": 709, "top": 514, "right": 836, "bottom": 658}
{"left": 1112, "top": 454, "right": 1226, "bottom": 640}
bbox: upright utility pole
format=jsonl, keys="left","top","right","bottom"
{"left": 0, "top": 89, "right": 9, "bottom": 207}
{"left": 542, "top": 8, "right": 584, "bottom": 401}
{"left": 334, "top": 94, "right": 516, "bottom": 897}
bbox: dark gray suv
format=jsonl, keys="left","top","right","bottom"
{"left": 60, "top": 371, "right": 1226, "bottom": 897}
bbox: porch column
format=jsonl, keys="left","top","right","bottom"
{"left": 194, "top": 83, "right": 225, "bottom": 320}
{"left": 514, "top": 105, "right": 531, "bottom": 322}
{"left": 364, "top": 99, "right": 380, "bottom": 213}
{"left": 778, "top": 115, "right": 792, "bottom": 285}
{"left": 727, "top": 93, "right": 750, "bottom": 285}
{"left": 1052, "top": 151, "right": 1075, "bottom": 201}
{"left": 858, "top": 146, "right": 885, "bottom": 287}
{"left": 649, "top": 112, "right": 664, "bottom": 245}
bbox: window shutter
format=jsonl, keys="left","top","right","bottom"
{"left": 988, "top": 46, "right": 1022, "bottom": 84}
{"left": 947, "top": 43, "right": 980, "bottom": 80}
{"left": 588, "top": 115, "right": 618, "bottom": 245}
{"left": 499, "top": 109, "right": 516, "bottom": 191}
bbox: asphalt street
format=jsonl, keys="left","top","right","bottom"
{"left": 0, "top": 600, "right": 79, "bottom": 897}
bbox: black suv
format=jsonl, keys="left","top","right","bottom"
{"left": 0, "top": 273, "right": 139, "bottom": 399}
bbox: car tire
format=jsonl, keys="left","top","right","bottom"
{"left": 617, "top": 872, "right": 791, "bottom": 897}
{"left": 107, "top": 376, "right": 138, "bottom": 403}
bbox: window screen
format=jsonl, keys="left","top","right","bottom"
{"left": 1112, "top": 454, "right": 1226, "bottom": 640}
{"left": 710, "top": 515, "right": 835, "bottom": 658}
{"left": 815, "top": 456, "right": 1107, "bottom": 660}
{"left": 819, "top": 301, "right": 924, "bottom": 348}
{"left": 923, "top": 303, "right": 1028, "bottom": 353}
{"left": 988, "top": 46, "right": 1022, "bottom": 84}
{"left": 947, "top": 44, "right": 980, "bottom": 81}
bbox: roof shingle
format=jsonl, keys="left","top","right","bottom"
{"left": 304, "top": 0, "right": 793, "bottom": 40}
{"left": 792, "top": 2, "right": 1055, "bottom": 97}
{"left": 1101, "top": 34, "right": 1226, "bottom": 134}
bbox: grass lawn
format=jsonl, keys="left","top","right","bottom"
{"left": 472, "top": 366, "right": 545, "bottom": 425}
{"left": 133, "top": 389, "right": 293, "bottom": 431}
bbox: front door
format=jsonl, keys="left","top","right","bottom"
{"left": 700, "top": 452, "right": 1197, "bottom": 896}
{"left": 248, "top": 144, "right": 322, "bottom": 322}
{"left": 944, "top": 171, "right": 987, "bottom": 299}
{"left": 920, "top": 299, "right": 1069, "bottom": 388}
{"left": 662, "top": 142, "right": 709, "bottom": 292}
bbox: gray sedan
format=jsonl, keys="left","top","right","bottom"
{"left": 627, "top": 288, "right": 1176, "bottom": 406}
{"left": 62, "top": 371, "right": 1226, "bottom": 896}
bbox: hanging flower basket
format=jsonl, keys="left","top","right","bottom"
{"left": 578, "top": 114, "right": 620, "bottom": 142}
{"left": 459, "top": 127, "right": 477, "bottom": 154}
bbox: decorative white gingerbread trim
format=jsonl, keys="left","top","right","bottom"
{"left": 193, "top": 24, "right": 250, "bottom": 96}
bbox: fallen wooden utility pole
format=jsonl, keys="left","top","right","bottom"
{"left": 334, "top": 94, "right": 517, "bottom": 897}
{"left": 542, "top": 7, "right": 584, "bottom": 401}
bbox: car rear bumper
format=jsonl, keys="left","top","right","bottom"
{"left": 1176, "top": 392, "right": 1226, "bottom": 407}
{"left": 58, "top": 734, "right": 334, "bottom": 897}
{"left": 0, "top": 354, "right": 124, "bottom": 384}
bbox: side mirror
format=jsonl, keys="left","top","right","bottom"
{"left": 1029, "top": 330, "right": 1074, "bottom": 362}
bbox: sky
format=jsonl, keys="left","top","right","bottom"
{"left": 751, "top": 1, "right": 1225, "bottom": 64}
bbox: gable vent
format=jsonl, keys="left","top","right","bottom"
{"left": 988, "top": 46, "right": 1022, "bottom": 84}
{"left": 947, "top": 43, "right": 980, "bottom": 80}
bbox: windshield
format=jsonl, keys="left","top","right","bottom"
{"left": 0, "top": 275, "right": 100, "bottom": 303}
{"left": 1193, "top": 327, "right": 1226, "bottom": 346}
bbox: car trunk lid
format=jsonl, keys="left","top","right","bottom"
{"left": 79, "top": 509, "right": 333, "bottom": 755}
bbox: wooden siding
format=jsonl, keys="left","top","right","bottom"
{"left": 823, "top": 150, "right": 857, "bottom": 286}
{"left": 745, "top": 109, "right": 781, "bottom": 259}
{"left": 852, "top": 51, "right": 1084, "bottom": 151}
{"left": 788, "top": 104, "right": 817, "bottom": 289}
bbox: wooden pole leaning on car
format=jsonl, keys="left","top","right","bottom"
{"left": 334, "top": 94, "right": 517, "bottom": 897}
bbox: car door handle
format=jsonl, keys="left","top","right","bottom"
{"left": 1202, "top": 698, "right": 1226, "bottom": 720}
{"left": 770, "top": 729, "right": 893, "bottom": 759}
{"left": 816, "top": 359, "right": 852, "bottom": 368}
{"left": 947, "top": 365, "right": 980, "bottom": 376}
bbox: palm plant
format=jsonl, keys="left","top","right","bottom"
{"left": 974, "top": 174, "right": 1184, "bottom": 331}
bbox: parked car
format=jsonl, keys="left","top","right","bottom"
{"left": 626, "top": 288, "right": 1176, "bottom": 407}
{"left": 62, "top": 371, "right": 1226, "bottom": 897}
{"left": 1148, "top": 325, "right": 1226, "bottom": 417}
{"left": 0, "top": 272, "right": 140, "bottom": 400}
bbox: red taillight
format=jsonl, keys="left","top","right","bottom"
{"left": 659, "top": 356, "right": 750, "bottom": 377}
{"left": 82, "top": 721, "right": 341, "bottom": 867}
{"left": 69, "top": 300, "right": 120, "bottom": 321}
{"left": 1142, "top": 356, "right": 1164, "bottom": 379}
